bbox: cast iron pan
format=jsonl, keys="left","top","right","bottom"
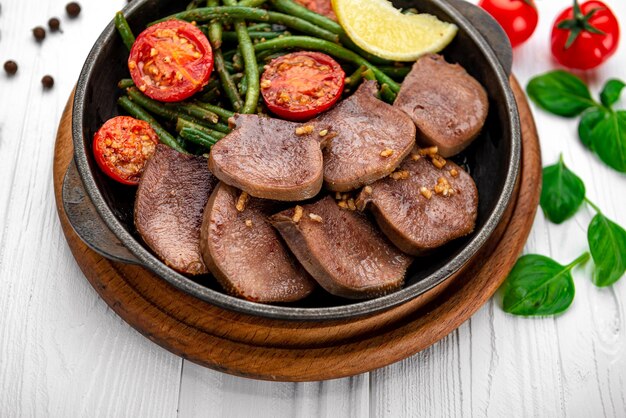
{"left": 63, "top": 0, "right": 520, "bottom": 320}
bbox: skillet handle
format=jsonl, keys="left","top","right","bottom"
{"left": 62, "top": 159, "right": 141, "bottom": 265}
{"left": 446, "top": 0, "right": 513, "bottom": 75}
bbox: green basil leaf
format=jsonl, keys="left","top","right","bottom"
{"left": 590, "top": 110, "right": 626, "bottom": 173}
{"left": 526, "top": 70, "right": 596, "bottom": 117}
{"left": 588, "top": 214, "right": 626, "bottom": 287}
{"left": 600, "top": 79, "right": 626, "bottom": 107}
{"left": 502, "top": 254, "right": 577, "bottom": 316}
{"left": 540, "top": 156, "right": 585, "bottom": 224}
{"left": 578, "top": 108, "right": 610, "bottom": 150}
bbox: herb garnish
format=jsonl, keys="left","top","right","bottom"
{"left": 527, "top": 71, "right": 626, "bottom": 173}
{"left": 501, "top": 156, "right": 626, "bottom": 316}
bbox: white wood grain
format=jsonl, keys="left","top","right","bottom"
{"left": 0, "top": 0, "right": 625, "bottom": 417}
{"left": 0, "top": 1, "right": 182, "bottom": 417}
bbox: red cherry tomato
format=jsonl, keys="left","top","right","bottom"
{"left": 478, "top": 0, "right": 538, "bottom": 48}
{"left": 128, "top": 20, "right": 213, "bottom": 103}
{"left": 551, "top": 0, "right": 620, "bottom": 70}
{"left": 93, "top": 116, "right": 159, "bottom": 185}
{"left": 294, "top": 0, "right": 337, "bottom": 21}
{"left": 260, "top": 52, "right": 345, "bottom": 121}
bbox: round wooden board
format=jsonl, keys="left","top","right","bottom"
{"left": 53, "top": 77, "right": 541, "bottom": 382}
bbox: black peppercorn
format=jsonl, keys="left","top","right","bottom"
{"left": 66, "top": 2, "right": 81, "bottom": 18}
{"left": 33, "top": 26, "right": 46, "bottom": 42}
{"left": 3, "top": 60, "right": 18, "bottom": 76}
{"left": 42, "top": 75, "right": 55, "bottom": 89}
{"left": 48, "top": 17, "right": 61, "bottom": 32}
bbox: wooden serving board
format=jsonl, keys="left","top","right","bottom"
{"left": 53, "top": 77, "right": 541, "bottom": 382}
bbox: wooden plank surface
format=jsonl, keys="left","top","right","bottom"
{"left": 0, "top": 0, "right": 625, "bottom": 416}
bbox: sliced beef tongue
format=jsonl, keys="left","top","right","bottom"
{"left": 270, "top": 196, "right": 413, "bottom": 299}
{"left": 200, "top": 182, "right": 316, "bottom": 302}
{"left": 135, "top": 144, "right": 219, "bottom": 275}
{"left": 356, "top": 148, "right": 478, "bottom": 255}
{"left": 309, "top": 80, "right": 416, "bottom": 192}
{"left": 208, "top": 114, "right": 324, "bottom": 201}
{"left": 394, "top": 54, "right": 488, "bottom": 158}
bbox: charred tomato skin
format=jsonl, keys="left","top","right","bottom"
{"left": 478, "top": 0, "right": 538, "bottom": 48}
{"left": 93, "top": 116, "right": 159, "bottom": 185}
{"left": 260, "top": 51, "right": 345, "bottom": 121}
{"left": 551, "top": 0, "right": 620, "bottom": 70}
{"left": 128, "top": 20, "right": 213, "bottom": 102}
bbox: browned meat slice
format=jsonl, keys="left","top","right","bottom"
{"left": 270, "top": 196, "right": 413, "bottom": 299}
{"left": 309, "top": 80, "right": 416, "bottom": 192}
{"left": 200, "top": 182, "right": 316, "bottom": 302}
{"left": 356, "top": 149, "right": 478, "bottom": 255}
{"left": 394, "top": 54, "right": 489, "bottom": 158}
{"left": 208, "top": 114, "right": 323, "bottom": 201}
{"left": 135, "top": 144, "right": 218, "bottom": 275}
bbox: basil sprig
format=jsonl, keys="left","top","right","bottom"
{"left": 527, "top": 71, "right": 626, "bottom": 173}
{"left": 502, "top": 254, "right": 586, "bottom": 316}
{"left": 502, "top": 156, "right": 626, "bottom": 316}
{"left": 540, "top": 155, "right": 585, "bottom": 223}
{"left": 586, "top": 200, "right": 626, "bottom": 287}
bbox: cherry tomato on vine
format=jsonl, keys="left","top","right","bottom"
{"left": 260, "top": 51, "right": 345, "bottom": 121}
{"left": 551, "top": 0, "right": 620, "bottom": 70}
{"left": 128, "top": 20, "right": 213, "bottom": 103}
{"left": 478, "top": 0, "right": 538, "bottom": 48}
{"left": 93, "top": 116, "right": 159, "bottom": 185}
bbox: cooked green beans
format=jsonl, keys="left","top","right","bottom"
{"left": 151, "top": 7, "right": 339, "bottom": 43}
{"left": 117, "top": 78, "right": 135, "bottom": 89}
{"left": 222, "top": 31, "right": 286, "bottom": 42}
{"left": 268, "top": 0, "right": 391, "bottom": 65}
{"left": 223, "top": 0, "right": 259, "bottom": 114}
{"left": 180, "top": 127, "right": 220, "bottom": 149}
{"left": 205, "top": 0, "right": 244, "bottom": 111}
{"left": 118, "top": 97, "right": 186, "bottom": 153}
{"left": 254, "top": 36, "right": 401, "bottom": 92}
{"left": 114, "top": 12, "right": 135, "bottom": 50}
{"left": 176, "top": 118, "right": 227, "bottom": 139}
{"left": 379, "top": 84, "right": 396, "bottom": 103}
{"left": 345, "top": 66, "right": 366, "bottom": 90}
{"left": 207, "top": 0, "right": 223, "bottom": 49}
{"left": 193, "top": 101, "right": 235, "bottom": 120}
{"left": 379, "top": 66, "right": 411, "bottom": 79}
{"left": 126, "top": 88, "right": 229, "bottom": 131}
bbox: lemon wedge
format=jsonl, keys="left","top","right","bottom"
{"left": 332, "top": 0, "right": 458, "bottom": 61}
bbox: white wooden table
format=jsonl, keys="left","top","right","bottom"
{"left": 1, "top": 0, "right": 625, "bottom": 416}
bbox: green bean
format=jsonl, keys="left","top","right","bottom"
{"left": 361, "top": 68, "right": 376, "bottom": 81}
{"left": 197, "top": 86, "right": 222, "bottom": 102}
{"left": 256, "top": 50, "right": 288, "bottom": 62}
{"left": 127, "top": 88, "right": 224, "bottom": 128}
{"left": 379, "top": 66, "right": 411, "bottom": 79}
{"left": 176, "top": 118, "right": 227, "bottom": 139}
{"left": 187, "top": 0, "right": 205, "bottom": 10}
{"left": 150, "top": 7, "right": 339, "bottom": 43}
{"left": 118, "top": 97, "right": 186, "bottom": 153}
{"left": 345, "top": 66, "right": 366, "bottom": 90}
{"left": 223, "top": 0, "right": 259, "bottom": 114}
{"left": 239, "top": 0, "right": 267, "bottom": 7}
{"left": 205, "top": 1, "right": 244, "bottom": 111}
{"left": 193, "top": 101, "right": 235, "bottom": 120}
{"left": 247, "top": 23, "right": 272, "bottom": 31}
{"left": 222, "top": 31, "right": 286, "bottom": 42}
{"left": 232, "top": 51, "right": 244, "bottom": 72}
{"left": 268, "top": 0, "right": 391, "bottom": 65}
{"left": 379, "top": 83, "right": 396, "bottom": 103}
{"left": 117, "top": 78, "right": 135, "bottom": 89}
{"left": 114, "top": 11, "right": 135, "bottom": 50}
{"left": 180, "top": 127, "right": 220, "bottom": 149}
{"left": 254, "top": 36, "right": 400, "bottom": 92}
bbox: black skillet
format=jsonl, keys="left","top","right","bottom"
{"left": 63, "top": 0, "right": 520, "bottom": 321}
